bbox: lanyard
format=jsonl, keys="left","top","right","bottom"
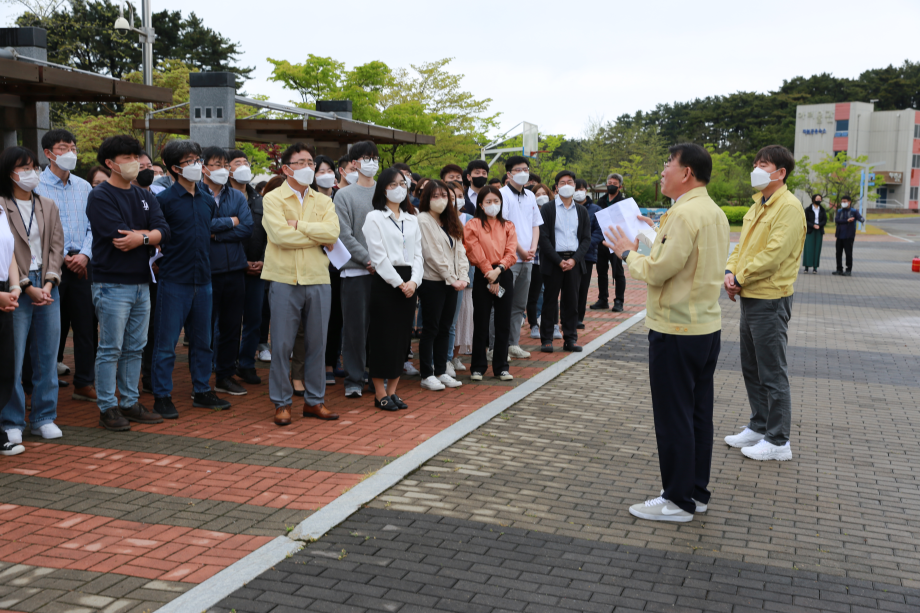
{"left": 16, "top": 194, "right": 36, "bottom": 238}
{"left": 389, "top": 216, "right": 407, "bottom": 261}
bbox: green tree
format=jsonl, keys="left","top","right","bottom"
{"left": 706, "top": 146, "right": 753, "bottom": 206}
{"left": 808, "top": 153, "right": 881, "bottom": 205}
{"left": 610, "top": 155, "right": 660, "bottom": 205}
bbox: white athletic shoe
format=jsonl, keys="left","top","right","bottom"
{"left": 553, "top": 325, "right": 563, "bottom": 340}
{"left": 438, "top": 374, "right": 462, "bottom": 388}
{"left": 5, "top": 429, "right": 22, "bottom": 445}
{"left": 57, "top": 362, "right": 71, "bottom": 376}
{"left": 530, "top": 326, "right": 540, "bottom": 339}
{"left": 0, "top": 442, "right": 24, "bottom": 456}
{"left": 508, "top": 345, "right": 531, "bottom": 359}
{"left": 403, "top": 361, "right": 420, "bottom": 376}
{"left": 32, "top": 423, "right": 63, "bottom": 440}
{"left": 450, "top": 357, "right": 466, "bottom": 372}
{"left": 660, "top": 489, "right": 707, "bottom": 513}
{"left": 498, "top": 371, "right": 513, "bottom": 381}
{"left": 445, "top": 361, "right": 456, "bottom": 378}
{"left": 628, "top": 496, "right": 693, "bottom": 523}
{"left": 470, "top": 372, "right": 483, "bottom": 381}
{"left": 257, "top": 349, "right": 272, "bottom": 362}
{"left": 741, "top": 439, "right": 793, "bottom": 461}
{"left": 421, "top": 376, "right": 445, "bottom": 391}
{"left": 724, "top": 427, "right": 764, "bottom": 448}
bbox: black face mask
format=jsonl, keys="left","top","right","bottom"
{"left": 136, "top": 168, "right": 155, "bottom": 188}
{"left": 607, "top": 185, "right": 619, "bottom": 195}
{"left": 813, "top": 200, "right": 822, "bottom": 206}
{"left": 471, "top": 176, "right": 488, "bottom": 188}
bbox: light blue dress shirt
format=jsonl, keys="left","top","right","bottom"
{"left": 36, "top": 166, "right": 93, "bottom": 259}
{"left": 554, "top": 197, "right": 579, "bottom": 252}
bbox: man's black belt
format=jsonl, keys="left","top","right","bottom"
{"left": 558, "top": 251, "right": 576, "bottom": 258}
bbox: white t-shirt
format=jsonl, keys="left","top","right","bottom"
{"left": 14, "top": 198, "right": 42, "bottom": 271}
{"left": 499, "top": 184, "right": 543, "bottom": 264}
{"left": 0, "top": 207, "right": 14, "bottom": 283}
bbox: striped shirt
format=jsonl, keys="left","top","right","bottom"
{"left": 36, "top": 166, "right": 93, "bottom": 259}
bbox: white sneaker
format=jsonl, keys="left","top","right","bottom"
{"left": 438, "top": 374, "right": 462, "bottom": 388}
{"left": 741, "top": 439, "right": 793, "bottom": 461}
{"left": 470, "top": 372, "right": 483, "bottom": 381}
{"left": 530, "top": 326, "right": 540, "bottom": 339}
{"left": 257, "top": 349, "right": 272, "bottom": 362}
{"left": 486, "top": 348, "right": 493, "bottom": 361}
{"left": 57, "top": 362, "right": 70, "bottom": 376}
{"left": 31, "top": 423, "right": 63, "bottom": 440}
{"left": 553, "top": 325, "right": 563, "bottom": 340}
{"left": 508, "top": 345, "right": 531, "bottom": 359}
{"left": 498, "top": 371, "right": 513, "bottom": 381}
{"left": 403, "top": 361, "right": 420, "bottom": 376}
{"left": 450, "top": 357, "right": 466, "bottom": 372}
{"left": 724, "top": 427, "right": 764, "bottom": 448}
{"left": 628, "top": 496, "right": 693, "bottom": 522}
{"left": 0, "top": 442, "right": 24, "bottom": 456}
{"left": 5, "top": 429, "right": 22, "bottom": 445}
{"left": 445, "top": 361, "right": 456, "bottom": 378}
{"left": 660, "top": 490, "right": 707, "bottom": 513}
{"left": 421, "top": 375, "right": 445, "bottom": 391}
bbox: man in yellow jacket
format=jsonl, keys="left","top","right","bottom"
{"left": 724, "top": 145, "right": 806, "bottom": 461}
{"left": 605, "top": 143, "right": 729, "bottom": 523}
{"left": 262, "top": 143, "right": 340, "bottom": 427}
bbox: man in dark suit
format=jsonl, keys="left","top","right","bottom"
{"left": 538, "top": 171, "right": 592, "bottom": 353}
{"left": 832, "top": 195, "right": 864, "bottom": 276}
{"left": 591, "top": 173, "right": 627, "bottom": 311}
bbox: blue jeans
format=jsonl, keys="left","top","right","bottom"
{"left": 151, "top": 281, "right": 213, "bottom": 397}
{"left": 2, "top": 271, "right": 60, "bottom": 431}
{"left": 238, "top": 275, "right": 264, "bottom": 370}
{"left": 92, "top": 283, "right": 150, "bottom": 412}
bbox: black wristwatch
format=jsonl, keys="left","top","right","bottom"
{"left": 620, "top": 250, "right": 630, "bottom": 261}
{"left": 142, "top": 233, "right": 149, "bottom": 246}
{"left": 49, "top": 277, "right": 59, "bottom": 288}
{"left": 19, "top": 278, "right": 32, "bottom": 290}
{"left": 497, "top": 264, "right": 505, "bottom": 272}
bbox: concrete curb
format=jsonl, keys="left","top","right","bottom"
{"left": 159, "top": 309, "right": 647, "bottom": 613}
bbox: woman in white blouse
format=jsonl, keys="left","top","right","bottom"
{"left": 362, "top": 168, "right": 424, "bottom": 411}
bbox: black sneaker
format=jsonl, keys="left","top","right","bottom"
{"left": 576, "top": 321, "right": 586, "bottom": 330}
{"left": 141, "top": 376, "right": 153, "bottom": 394}
{"left": 326, "top": 371, "right": 335, "bottom": 385}
{"left": 154, "top": 396, "right": 179, "bottom": 419}
{"left": 215, "top": 377, "right": 247, "bottom": 396}
{"left": 100, "top": 407, "right": 131, "bottom": 431}
{"left": 0, "top": 441, "right": 24, "bottom": 456}
{"left": 843, "top": 271, "right": 852, "bottom": 276}
{"left": 611, "top": 300, "right": 624, "bottom": 312}
{"left": 193, "top": 391, "right": 231, "bottom": 410}
{"left": 590, "top": 300, "right": 609, "bottom": 310}
{"left": 235, "top": 367, "right": 261, "bottom": 385}
{"left": 832, "top": 270, "right": 842, "bottom": 275}
{"left": 563, "top": 343, "right": 584, "bottom": 352}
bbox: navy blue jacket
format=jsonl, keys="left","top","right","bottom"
{"left": 156, "top": 181, "right": 216, "bottom": 285}
{"left": 204, "top": 182, "right": 253, "bottom": 274}
{"left": 241, "top": 184, "right": 267, "bottom": 262}
{"left": 834, "top": 207, "right": 864, "bottom": 240}
{"left": 583, "top": 200, "right": 603, "bottom": 263}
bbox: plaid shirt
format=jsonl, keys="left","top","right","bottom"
{"left": 36, "top": 166, "right": 93, "bottom": 259}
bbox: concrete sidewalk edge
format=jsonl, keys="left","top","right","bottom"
{"left": 157, "top": 309, "right": 647, "bottom": 613}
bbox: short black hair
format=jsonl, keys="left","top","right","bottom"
{"left": 201, "top": 146, "right": 227, "bottom": 165}
{"left": 393, "top": 162, "right": 411, "bottom": 175}
{"left": 528, "top": 172, "right": 541, "bottom": 184}
{"left": 162, "top": 139, "right": 202, "bottom": 180}
{"left": 754, "top": 145, "right": 794, "bottom": 184}
{"left": 490, "top": 177, "right": 504, "bottom": 187}
{"left": 439, "top": 163, "right": 463, "bottom": 180}
{"left": 841, "top": 194, "right": 852, "bottom": 201}
{"left": 313, "top": 154, "right": 337, "bottom": 188}
{"left": 464, "top": 159, "right": 490, "bottom": 186}
{"left": 371, "top": 167, "right": 415, "bottom": 214}
{"left": 411, "top": 172, "right": 421, "bottom": 182}
{"left": 227, "top": 149, "right": 248, "bottom": 164}
{"left": 554, "top": 170, "right": 576, "bottom": 186}
{"left": 337, "top": 155, "right": 350, "bottom": 169}
{"left": 41, "top": 128, "right": 76, "bottom": 152}
{"left": 0, "top": 146, "right": 39, "bottom": 199}
{"left": 281, "top": 142, "right": 315, "bottom": 167}
{"left": 97, "top": 135, "right": 144, "bottom": 165}
{"left": 348, "top": 140, "right": 379, "bottom": 162}
{"left": 504, "top": 155, "right": 529, "bottom": 173}
{"left": 811, "top": 194, "right": 823, "bottom": 203}
{"left": 667, "top": 143, "right": 712, "bottom": 184}
{"left": 574, "top": 178, "right": 589, "bottom": 190}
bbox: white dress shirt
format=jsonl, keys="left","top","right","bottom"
{"left": 14, "top": 198, "right": 43, "bottom": 271}
{"left": 554, "top": 196, "right": 580, "bottom": 252}
{"left": 499, "top": 183, "right": 542, "bottom": 263}
{"left": 0, "top": 206, "right": 13, "bottom": 282}
{"left": 362, "top": 207, "right": 424, "bottom": 288}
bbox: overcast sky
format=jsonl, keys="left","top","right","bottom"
{"left": 3, "top": 0, "right": 919, "bottom": 140}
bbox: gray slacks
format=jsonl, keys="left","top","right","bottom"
{"left": 340, "top": 275, "right": 372, "bottom": 393}
{"left": 489, "top": 261, "right": 531, "bottom": 348}
{"left": 739, "top": 295, "right": 794, "bottom": 445}
{"left": 269, "top": 282, "right": 330, "bottom": 408}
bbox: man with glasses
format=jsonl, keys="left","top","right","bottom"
{"left": 333, "top": 141, "right": 380, "bottom": 398}
{"left": 200, "top": 146, "right": 253, "bottom": 397}
{"left": 151, "top": 140, "right": 232, "bottom": 419}
{"left": 262, "top": 143, "right": 340, "bottom": 426}
{"left": 37, "top": 129, "right": 96, "bottom": 402}
{"left": 592, "top": 173, "right": 627, "bottom": 312}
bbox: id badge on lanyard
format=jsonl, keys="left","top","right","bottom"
{"left": 390, "top": 217, "right": 407, "bottom": 262}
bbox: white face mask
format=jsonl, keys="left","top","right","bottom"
{"left": 511, "top": 171, "right": 529, "bottom": 186}
{"left": 483, "top": 203, "right": 501, "bottom": 217}
{"left": 359, "top": 159, "right": 379, "bottom": 178}
{"left": 316, "top": 173, "right": 336, "bottom": 189}
{"left": 208, "top": 168, "right": 230, "bottom": 186}
{"left": 180, "top": 163, "right": 202, "bottom": 183}
{"left": 288, "top": 166, "right": 315, "bottom": 187}
{"left": 455, "top": 195, "right": 465, "bottom": 209}
{"left": 841, "top": 201, "right": 850, "bottom": 208}
{"left": 345, "top": 171, "right": 358, "bottom": 185}
{"left": 13, "top": 169, "right": 40, "bottom": 192}
{"left": 429, "top": 197, "right": 448, "bottom": 214}
{"left": 387, "top": 185, "right": 407, "bottom": 203}
{"left": 573, "top": 190, "right": 587, "bottom": 202}
{"left": 535, "top": 195, "right": 550, "bottom": 206}
{"left": 557, "top": 184, "right": 576, "bottom": 199}
{"left": 232, "top": 166, "right": 253, "bottom": 184}
{"left": 52, "top": 151, "right": 78, "bottom": 172}
{"left": 750, "top": 167, "right": 780, "bottom": 191}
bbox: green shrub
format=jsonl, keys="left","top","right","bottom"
{"left": 720, "top": 206, "right": 750, "bottom": 225}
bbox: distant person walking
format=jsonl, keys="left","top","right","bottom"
{"left": 802, "top": 194, "right": 827, "bottom": 274}
{"left": 832, "top": 195, "right": 863, "bottom": 276}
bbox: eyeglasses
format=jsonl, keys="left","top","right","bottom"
{"left": 288, "top": 160, "right": 315, "bottom": 169}
{"left": 388, "top": 180, "right": 408, "bottom": 189}
{"left": 177, "top": 158, "right": 202, "bottom": 168}
{"left": 360, "top": 156, "right": 379, "bottom": 163}
{"left": 52, "top": 145, "right": 77, "bottom": 155}
{"left": 206, "top": 162, "right": 228, "bottom": 169}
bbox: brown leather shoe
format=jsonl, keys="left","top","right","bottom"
{"left": 274, "top": 406, "right": 292, "bottom": 426}
{"left": 72, "top": 386, "right": 98, "bottom": 402}
{"left": 121, "top": 402, "right": 164, "bottom": 424}
{"left": 303, "top": 403, "right": 339, "bottom": 420}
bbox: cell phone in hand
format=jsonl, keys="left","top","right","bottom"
{"left": 497, "top": 286, "right": 505, "bottom": 298}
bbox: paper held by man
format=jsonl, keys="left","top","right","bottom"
{"left": 595, "top": 197, "right": 657, "bottom": 251}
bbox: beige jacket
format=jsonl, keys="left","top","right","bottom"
{"left": 1, "top": 194, "right": 64, "bottom": 285}
{"left": 418, "top": 211, "right": 469, "bottom": 284}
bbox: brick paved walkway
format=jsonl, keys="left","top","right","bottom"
{"left": 1, "top": 269, "right": 644, "bottom": 612}
{"left": 213, "top": 223, "right": 920, "bottom": 612}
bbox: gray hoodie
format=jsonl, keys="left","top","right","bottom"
{"left": 333, "top": 183, "right": 376, "bottom": 272}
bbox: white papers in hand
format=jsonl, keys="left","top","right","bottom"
{"left": 148, "top": 249, "right": 163, "bottom": 283}
{"left": 595, "top": 197, "right": 646, "bottom": 253}
{"left": 323, "top": 239, "right": 352, "bottom": 270}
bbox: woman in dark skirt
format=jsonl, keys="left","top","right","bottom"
{"left": 802, "top": 194, "right": 827, "bottom": 274}
{"left": 362, "top": 168, "right": 424, "bottom": 411}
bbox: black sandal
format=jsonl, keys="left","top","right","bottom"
{"left": 375, "top": 396, "right": 398, "bottom": 411}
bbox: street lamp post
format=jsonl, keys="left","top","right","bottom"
{"left": 114, "top": 1, "right": 156, "bottom": 158}
{"left": 846, "top": 160, "right": 884, "bottom": 233}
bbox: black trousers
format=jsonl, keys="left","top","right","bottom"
{"left": 596, "top": 243, "right": 625, "bottom": 303}
{"left": 142, "top": 280, "right": 157, "bottom": 380}
{"left": 526, "top": 269, "right": 542, "bottom": 328}
{"left": 56, "top": 262, "right": 96, "bottom": 387}
{"left": 368, "top": 267, "right": 415, "bottom": 380}
{"left": 0, "top": 294, "right": 13, "bottom": 413}
{"left": 211, "top": 270, "right": 246, "bottom": 379}
{"left": 541, "top": 265, "right": 582, "bottom": 345}
{"left": 417, "top": 280, "right": 459, "bottom": 378}
{"left": 648, "top": 329, "right": 721, "bottom": 515}
{"left": 472, "top": 267, "right": 513, "bottom": 375}
{"left": 325, "top": 266, "right": 343, "bottom": 367}
{"left": 835, "top": 238, "right": 854, "bottom": 272}
{"left": 577, "top": 261, "right": 595, "bottom": 323}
